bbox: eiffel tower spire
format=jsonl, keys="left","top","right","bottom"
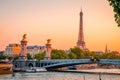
{"left": 77, "top": 9, "right": 86, "bottom": 49}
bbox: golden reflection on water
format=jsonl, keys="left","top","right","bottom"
{"left": 0, "top": 74, "right": 11, "bottom": 77}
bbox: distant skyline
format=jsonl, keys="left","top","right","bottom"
{"left": 0, "top": 0, "right": 120, "bottom": 52}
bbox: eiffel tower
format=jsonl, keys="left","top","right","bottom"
{"left": 77, "top": 10, "right": 86, "bottom": 49}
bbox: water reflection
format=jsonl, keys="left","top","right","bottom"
{"left": 0, "top": 72, "right": 120, "bottom": 80}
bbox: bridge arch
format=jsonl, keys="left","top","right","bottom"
{"left": 28, "top": 63, "right": 33, "bottom": 67}
{"left": 13, "top": 62, "right": 20, "bottom": 68}
{"left": 14, "top": 64, "right": 18, "bottom": 68}
{"left": 14, "top": 65, "right": 17, "bottom": 68}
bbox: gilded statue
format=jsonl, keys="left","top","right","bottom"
{"left": 47, "top": 39, "right": 51, "bottom": 44}
{"left": 23, "top": 34, "right": 27, "bottom": 40}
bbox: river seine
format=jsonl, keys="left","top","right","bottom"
{"left": 0, "top": 71, "right": 120, "bottom": 80}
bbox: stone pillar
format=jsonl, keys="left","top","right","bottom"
{"left": 19, "top": 34, "right": 27, "bottom": 60}
{"left": 44, "top": 39, "right": 52, "bottom": 60}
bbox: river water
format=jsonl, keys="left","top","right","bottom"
{"left": 0, "top": 70, "right": 120, "bottom": 80}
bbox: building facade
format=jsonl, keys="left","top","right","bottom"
{"left": 5, "top": 44, "right": 21, "bottom": 56}
{"left": 27, "top": 45, "right": 45, "bottom": 57}
{"left": 94, "top": 51, "right": 103, "bottom": 54}
{"left": 5, "top": 44, "right": 45, "bottom": 57}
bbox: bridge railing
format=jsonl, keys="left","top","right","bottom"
{"left": 99, "top": 59, "right": 120, "bottom": 65}
{"left": 39, "top": 59, "right": 91, "bottom": 64}
{"left": 42, "top": 59, "right": 92, "bottom": 68}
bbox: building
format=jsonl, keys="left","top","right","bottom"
{"left": 94, "top": 51, "right": 103, "bottom": 54}
{"left": 5, "top": 44, "right": 45, "bottom": 57}
{"left": 27, "top": 45, "right": 45, "bottom": 57}
{"left": 5, "top": 44, "right": 21, "bottom": 56}
{"left": 65, "top": 49, "right": 70, "bottom": 54}
{"left": 77, "top": 9, "right": 87, "bottom": 50}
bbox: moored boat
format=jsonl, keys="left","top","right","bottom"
{"left": 36, "top": 67, "right": 47, "bottom": 72}
{"left": 26, "top": 67, "right": 36, "bottom": 73}
{"left": 0, "top": 61, "right": 13, "bottom": 74}
{"left": 26, "top": 67, "right": 47, "bottom": 72}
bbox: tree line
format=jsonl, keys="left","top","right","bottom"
{"left": 0, "top": 47, "right": 120, "bottom": 61}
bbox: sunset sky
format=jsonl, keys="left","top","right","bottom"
{"left": 0, "top": 0, "right": 120, "bottom": 52}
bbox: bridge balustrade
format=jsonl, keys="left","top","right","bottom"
{"left": 42, "top": 59, "right": 92, "bottom": 68}
{"left": 99, "top": 59, "right": 120, "bottom": 65}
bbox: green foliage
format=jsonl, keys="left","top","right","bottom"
{"left": 68, "top": 47, "right": 120, "bottom": 59}
{"left": 81, "top": 51, "right": 90, "bottom": 58}
{"left": 108, "top": 0, "right": 120, "bottom": 26}
{"left": 0, "top": 55, "right": 6, "bottom": 60}
{"left": 27, "top": 53, "right": 32, "bottom": 60}
{"left": 68, "top": 47, "right": 97, "bottom": 59}
{"left": 68, "top": 52, "right": 77, "bottom": 59}
{"left": 95, "top": 54, "right": 102, "bottom": 59}
{"left": 14, "top": 56, "right": 19, "bottom": 60}
{"left": 70, "top": 47, "right": 83, "bottom": 59}
{"left": 81, "top": 51, "right": 93, "bottom": 58}
{"left": 35, "top": 52, "right": 45, "bottom": 60}
{"left": 8, "top": 56, "right": 13, "bottom": 60}
{"left": 103, "top": 52, "right": 120, "bottom": 59}
{"left": 51, "top": 49, "right": 68, "bottom": 59}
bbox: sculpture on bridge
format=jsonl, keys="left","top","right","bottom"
{"left": 44, "top": 39, "right": 52, "bottom": 60}
{"left": 47, "top": 39, "right": 51, "bottom": 44}
{"left": 22, "top": 34, "right": 27, "bottom": 41}
{"left": 19, "top": 34, "right": 27, "bottom": 60}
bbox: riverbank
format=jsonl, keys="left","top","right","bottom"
{"left": 49, "top": 69, "right": 120, "bottom": 75}
{"left": 67, "top": 69, "right": 120, "bottom": 75}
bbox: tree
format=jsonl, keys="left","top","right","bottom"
{"left": 108, "top": 0, "right": 120, "bottom": 26}
{"left": 8, "top": 56, "right": 13, "bottom": 60}
{"left": 68, "top": 52, "right": 77, "bottom": 59}
{"left": 70, "top": 47, "right": 84, "bottom": 59}
{"left": 81, "top": 50, "right": 90, "bottom": 58}
{"left": 107, "top": 52, "right": 120, "bottom": 59}
{"left": 35, "top": 52, "right": 45, "bottom": 60}
{"left": 51, "top": 49, "right": 68, "bottom": 59}
{"left": 35, "top": 53, "right": 41, "bottom": 60}
{"left": 0, "top": 55, "right": 6, "bottom": 60}
{"left": 27, "top": 53, "right": 32, "bottom": 60}
{"left": 14, "top": 56, "right": 19, "bottom": 60}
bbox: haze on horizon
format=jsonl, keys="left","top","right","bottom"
{"left": 0, "top": 0, "right": 120, "bottom": 52}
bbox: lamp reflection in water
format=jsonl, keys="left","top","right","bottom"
{"left": 99, "top": 72, "right": 101, "bottom": 80}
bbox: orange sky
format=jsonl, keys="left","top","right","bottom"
{"left": 0, "top": 0, "right": 120, "bottom": 52}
